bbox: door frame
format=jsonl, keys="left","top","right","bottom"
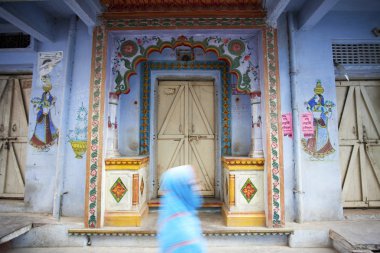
{"left": 150, "top": 73, "right": 222, "bottom": 200}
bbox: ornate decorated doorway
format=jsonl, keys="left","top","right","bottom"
{"left": 156, "top": 80, "right": 216, "bottom": 196}
{"left": 83, "top": 18, "right": 285, "bottom": 228}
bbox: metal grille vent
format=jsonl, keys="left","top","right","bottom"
{"left": 332, "top": 43, "right": 380, "bottom": 65}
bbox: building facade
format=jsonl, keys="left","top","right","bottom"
{"left": 0, "top": 0, "right": 379, "bottom": 229}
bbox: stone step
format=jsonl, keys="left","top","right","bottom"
{"left": 3, "top": 222, "right": 293, "bottom": 248}
{"left": 328, "top": 219, "right": 380, "bottom": 253}
{"left": 330, "top": 230, "right": 379, "bottom": 253}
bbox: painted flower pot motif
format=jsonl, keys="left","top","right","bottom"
{"left": 70, "top": 140, "right": 87, "bottom": 159}
{"left": 67, "top": 103, "right": 88, "bottom": 159}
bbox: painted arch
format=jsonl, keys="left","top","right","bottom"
{"left": 111, "top": 34, "right": 260, "bottom": 94}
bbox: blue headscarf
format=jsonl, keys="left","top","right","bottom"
{"left": 157, "top": 165, "right": 206, "bottom": 253}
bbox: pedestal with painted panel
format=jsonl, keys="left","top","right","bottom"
{"left": 104, "top": 156, "right": 149, "bottom": 226}
{"left": 222, "top": 156, "right": 265, "bottom": 227}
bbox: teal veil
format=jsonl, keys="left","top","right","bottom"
{"left": 157, "top": 165, "right": 206, "bottom": 253}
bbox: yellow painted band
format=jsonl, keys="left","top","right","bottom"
{"left": 105, "top": 165, "right": 146, "bottom": 170}
{"left": 222, "top": 207, "right": 266, "bottom": 227}
{"left": 224, "top": 165, "right": 264, "bottom": 171}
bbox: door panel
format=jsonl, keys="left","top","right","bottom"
{"left": 157, "top": 80, "right": 215, "bottom": 196}
{"left": 337, "top": 80, "right": 380, "bottom": 207}
{"left": 0, "top": 75, "right": 31, "bottom": 198}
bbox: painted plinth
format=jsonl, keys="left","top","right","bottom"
{"left": 222, "top": 156, "right": 265, "bottom": 227}
{"left": 104, "top": 156, "right": 149, "bottom": 226}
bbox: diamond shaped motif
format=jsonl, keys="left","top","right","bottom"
{"left": 140, "top": 177, "right": 144, "bottom": 195}
{"left": 110, "top": 177, "right": 127, "bottom": 203}
{"left": 240, "top": 178, "right": 257, "bottom": 203}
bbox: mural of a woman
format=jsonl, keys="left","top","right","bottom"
{"left": 30, "top": 75, "right": 59, "bottom": 151}
{"left": 301, "top": 81, "right": 335, "bottom": 159}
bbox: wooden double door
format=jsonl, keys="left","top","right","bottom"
{"left": 156, "top": 80, "right": 216, "bottom": 196}
{"left": 0, "top": 75, "right": 31, "bottom": 199}
{"left": 337, "top": 80, "right": 380, "bottom": 208}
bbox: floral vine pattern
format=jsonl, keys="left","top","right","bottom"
{"left": 111, "top": 35, "right": 260, "bottom": 94}
{"left": 86, "top": 26, "right": 105, "bottom": 228}
{"left": 265, "top": 27, "right": 283, "bottom": 227}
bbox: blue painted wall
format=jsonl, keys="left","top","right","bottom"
{"left": 61, "top": 21, "right": 92, "bottom": 217}
{"left": 0, "top": 18, "right": 92, "bottom": 216}
{"left": 277, "top": 10, "right": 380, "bottom": 222}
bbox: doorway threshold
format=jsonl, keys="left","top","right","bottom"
{"left": 148, "top": 198, "right": 223, "bottom": 208}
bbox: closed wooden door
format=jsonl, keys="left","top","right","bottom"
{"left": 157, "top": 80, "right": 215, "bottom": 196}
{"left": 0, "top": 75, "right": 31, "bottom": 199}
{"left": 337, "top": 80, "right": 380, "bottom": 208}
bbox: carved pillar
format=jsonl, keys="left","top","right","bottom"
{"left": 107, "top": 92, "right": 120, "bottom": 157}
{"left": 248, "top": 91, "right": 264, "bottom": 158}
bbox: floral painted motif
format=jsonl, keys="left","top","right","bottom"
{"left": 120, "top": 40, "right": 138, "bottom": 57}
{"left": 228, "top": 39, "right": 245, "bottom": 56}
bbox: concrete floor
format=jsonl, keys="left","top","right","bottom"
{"left": 0, "top": 209, "right": 379, "bottom": 252}
{"left": 3, "top": 246, "right": 337, "bottom": 253}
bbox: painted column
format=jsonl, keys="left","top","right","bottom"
{"left": 107, "top": 92, "right": 120, "bottom": 157}
{"left": 249, "top": 91, "right": 264, "bottom": 158}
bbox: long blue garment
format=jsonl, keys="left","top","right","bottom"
{"left": 157, "top": 165, "right": 206, "bottom": 253}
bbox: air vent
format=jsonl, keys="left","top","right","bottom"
{"left": 332, "top": 43, "right": 380, "bottom": 65}
{"left": 0, "top": 33, "right": 31, "bottom": 49}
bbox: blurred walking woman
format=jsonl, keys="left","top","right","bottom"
{"left": 157, "top": 165, "right": 206, "bottom": 253}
